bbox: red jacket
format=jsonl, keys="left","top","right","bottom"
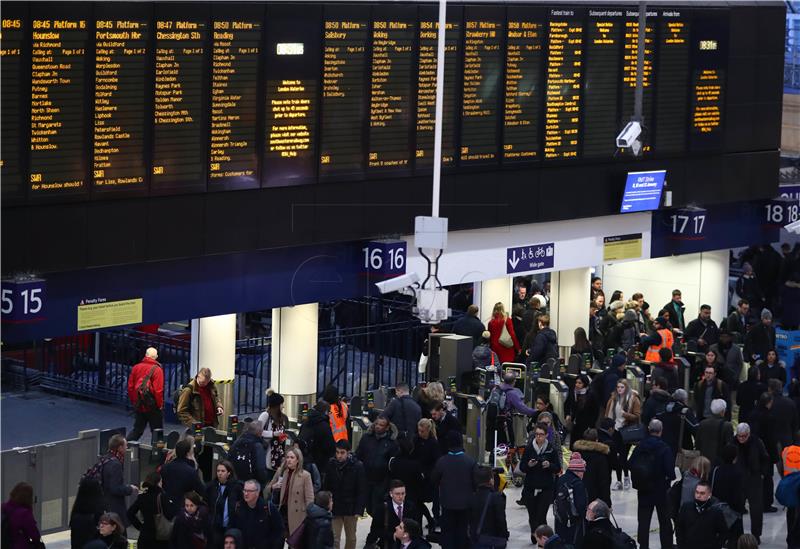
{"left": 127, "top": 356, "right": 164, "bottom": 411}
{"left": 488, "top": 314, "right": 520, "bottom": 364}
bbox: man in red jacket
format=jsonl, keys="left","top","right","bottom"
{"left": 126, "top": 347, "right": 165, "bottom": 442}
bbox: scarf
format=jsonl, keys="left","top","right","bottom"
{"left": 574, "top": 387, "right": 587, "bottom": 397}
{"left": 110, "top": 447, "right": 125, "bottom": 464}
{"left": 532, "top": 438, "right": 549, "bottom": 455}
{"left": 280, "top": 468, "right": 295, "bottom": 508}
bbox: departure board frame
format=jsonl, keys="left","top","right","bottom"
{"left": 688, "top": 8, "right": 728, "bottom": 153}
{"left": 1, "top": 2, "right": 29, "bottom": 205}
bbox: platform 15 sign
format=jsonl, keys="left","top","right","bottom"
{"left": 1, "top": 279, "right": 46, "bottom": 322}
{"left": 362, "top": 240, "right": 407, "bottom": 276}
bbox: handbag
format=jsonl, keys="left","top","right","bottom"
{"left": 154, "top": 492, "right": 173, "bottom": 541}
{"left": 476, "top": 492, "right": 508, "bottom": 549}
{"left": 286, "top": 519, "right": 306, "bottom": 548}
{"left": 675, "top": 413, "right": 700, "bottom": 470}
{"left": 712, "top": 501, "right": 741, "bottom": 529}
{"left": 498, "top": 318, "right": 514, "bottom": 349}
{"left": 619, "top": 423, "right": 645, "bottom": 444}
{"left": 418, "top": 351, "right": 428, "bottom": 373}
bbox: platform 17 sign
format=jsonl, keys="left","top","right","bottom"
{"left": 507, "top": 243, "right": 555, "bottom": 274}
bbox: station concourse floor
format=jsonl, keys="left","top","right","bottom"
{"left": 2, "top": 390, "right": 789, "bottom": 547}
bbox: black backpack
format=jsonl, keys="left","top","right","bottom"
{"left": 629, "top": 445, "right": 656, "bottom": 492}
{"left": 228, "top": 435, "right": 257, "bottom": 481}
{"left": 136, "top": 365, "right": 158, "bottom": 410}
{"left": 606, "top": 512, "right": 637, "bottom": 549}
{"left": 172, "top": 384, "right": 191, "bottom": 418}
{"left": 485, "top": 386, "right": 509, "bottom": 420}
{"left": 553, "top": 482, "right": 580, "bottom": 527}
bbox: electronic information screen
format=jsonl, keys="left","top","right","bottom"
{"left": 0, "top": 3, "right": 742, "bottom": 199}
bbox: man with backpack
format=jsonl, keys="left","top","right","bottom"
{"left": 553, "top": 452, "right": 588, "bottom": 547}
{"left": 161, "top": 438, "right": 206, "bottom": 519}
{"left": 628, "top": 419, "right": 675, "bottom": 549}
{"left": 582, "top": 499, "right": 635, "bottom": 549}
{"left": 485, "top": 372, "right": 537, "bottom": 455}
{"left": 83, "top": 434, "right": 138, "bottom": 526}
{"left": 126, "top": 347, "right": 164, "bottom": 442}
{"left": 382, "top": 383, "right": 422, "bottom": 437}
{"left": 228, "top": 421, "right": 270, "bottom": 488}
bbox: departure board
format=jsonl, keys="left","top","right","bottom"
{"left": 1, "top": 16, "right": 24, "bottom": 198}
{"left": 689, "top": 15, "right": 726, "bottom": 151}
{"left": 152, "top": 16, "right": 207, "bottom": 191}
{"left": 320, "top": 15, "right": 368, "bottom": 178}
{"left": 415, "top": 14, "right": 460, "bottom": 169}
{"left": 544, "top": 9, "right": 583, "bottom": 160}
{"left": 655, "top": 10, "right": 689, "bottom": 153}
{"left": 29, "top": 17, "right": 89, "bottom": 194}
{"left": 691, "top": 68, "right": 723, "bottom": 134}
{"left": 209, "top": 19, "right": 261, "bottom": 188}
{"left": 503, "top": 10, "right": 543, "bottom": 162}
{"left": 92, "top": 18, "right": 149, "bottom": 190}
{"left": 582, "top": 9, "right": 622, "bottom": 158}
{"left": 368, "top": 17, "right": 415, "bottom": 170}
{"left": 461, "top": 15, "right": 503, "bottom": 164}
{"left": 621, "top": 11, "right": 655, "bottom": 154}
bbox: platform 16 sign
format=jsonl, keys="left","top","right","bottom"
{"left": 1, "top": 279, "right": 46, "bottom": 322}
{"left": 362, "top": 241, "right": 407, "bottom": 276}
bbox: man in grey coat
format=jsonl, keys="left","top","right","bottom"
{"left": 99, "top": 435, "right": 138, "bottom": 526}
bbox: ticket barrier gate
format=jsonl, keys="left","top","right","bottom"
{"left": 350, "top": 416, "right": 370, "bottom": 451}
{"left": 626, "top": 364, "right": 646, "bottom": 397}
{"left": 450, "top": 392, "right": 488, "bottom": 464}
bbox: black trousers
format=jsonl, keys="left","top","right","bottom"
{"left": 743, "top": 475, "right": 763, "bottom": 537}
{"left": 636, "top": 498, "right": 673, "bottom": 549}
{"left": 441, "top": 508, "right": 470, "bottom": 549}
{"left": 762, "top": 462, "right": 775, "bottom": 508}
{"left": 525, "top": 488, "right": 553, "bottom": 535}
{"left": 126, "top": 408, "right": 164, "bottom": 442}
{"left": 365, "top": 482, "right": 388, "bottom": 545}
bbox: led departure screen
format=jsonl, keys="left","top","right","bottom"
{"left": 620, "top": 11, "right": 655, "bottom": 154}
{"left": 655, "top": 10, "right": 689, "bottom": 153}
{"left": 152, "top": 16, "right": 207, "bottom": 191}
{"left": 503, "top": 10, "right": 543, "bottom": 162}
{"left": 29, "top": 17, "right": 89, "bottom": 194}
{"left": 92, "top": 18, "right": 149, "bottom": 190}
{"left": 415, "top": 15, "right": 460, "bottom": 168}
{"left": 582, "top": 9, "right": 622, "bottom": 158}
{"left": 544, "top": 9, "right": 583, "bottom": 160}
{"left": 320, "top": 14, "right": 368, "bottom": 177}
{"left": 209, "top": 19, "right": 261, "bottom": 188}
{"left": 461, "top": 14, "right": 503, "bottom": 164}
{"left": 1, "top": 16, "right": 24, "bottom": 198}
{"left": 689, "top": 15, "right": 726, "bottom": 151}
{"left": 691, "top": 67, "right": 723, "bottom": 134}
{"left": 368, "top": 16, "right": 415, "bottom": 170}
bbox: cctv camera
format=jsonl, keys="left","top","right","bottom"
{"left": 785, "top": 219, "right": 800, "bottom": 235}
{"left": 374, "top": 272, "right": 421, "bottom": 295}
{"left": 616, "top": 120, "right": 642, "bottom": 149}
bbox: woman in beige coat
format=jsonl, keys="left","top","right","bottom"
{"left": 268, "top": 447, "right": 314, "bottom": 540}
{"left": 604, "top": 378, "right": 641, "bottom": 491}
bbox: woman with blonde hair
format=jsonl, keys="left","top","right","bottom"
{"left": 417, "top": 381, "right": 445, "bottom": 418}
{"left": 412, "top": 418, "right": 440, "bottom": 532}
{"left": 605, "top": 378, "right": 641, "bottom": 491}
{"left": 268, "top": 447, "right": 314, "bottom": 544}
{"left": 487, "top": 302, "right": 520, "bottom": 364}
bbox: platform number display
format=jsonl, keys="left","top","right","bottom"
{"left": 668, "top": 209, "right": 707, "bottom": 238}
{"left": 765, "top": 199, "right": 799, "bottom": 225}
{"left": 1, "top": 279, "right": 46, "bottom": 322}
{"left": 362, "top": 240, "right": 407, "bottom": 277}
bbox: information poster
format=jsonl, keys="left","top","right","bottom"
{"left": 77, "top": 298, "right": 143, "bottom": 331}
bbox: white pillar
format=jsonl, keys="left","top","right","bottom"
{"left": 271, "top": 303, "right": 319, "bottom": 423}
{"left": 190, "top": 314, "right": 236, "bottom": 428}
{"left": 550, "top": 268, "right": 591, "bottom": 348}
{"left": 698, "top": 250, "right": 730, "bottom": 322}
{"left": 479, "top": 277, "right": 513, "bottom": 325}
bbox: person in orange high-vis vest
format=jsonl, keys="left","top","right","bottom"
{"left": 782, "top": 432, "right": 800, "bottom": 476}
{"left": 643, "top": 317, "right": 675, "bottom": 363}
{"left": 322, "top": 384, "right": 350, "bottom": 442}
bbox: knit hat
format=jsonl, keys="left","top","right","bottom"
{"left": 609, "top": 300, "right": 625, "bottom": 311}
{"left": 761, "top": 308, "right": 773, "bottom": 321}
{"left": 567, "top": 452, "right": 586, "bottom": 473}
{"left": 612, "top": 353, "right": 627, "bottom": 369}
{"left": 266, "top": 390, "right": 284, "bottom": 408}
{"left": 623, "top": 309, "right": 637, "bottom": 322}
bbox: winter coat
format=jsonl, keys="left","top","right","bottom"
{"left": 744, "top": 322, "right": 776, "bottom": 363}
{"left": 322, "top": 454, "right": 367, "bottom": 516}
{"left": 710, "top": 342, "right": 744, "bottom": 387}
{"left": 652, "top": 361, "right": 680, "bottom": 393}
{"left": 127, "top": 356, "right": 165, "bottom": 412}
{"left": 161, "top": 457, "right": 206, "bottom": 520}
{"left": 685, "top": 317, "right": 720, "bottom": 353}
{"left": 170, "top": 505, "right": 211, "bottom": 549}
{"left": 176, "top": 378, "right": 222, "bottom": 428}
{"left": 710, "top": 464, "right": 745, "bottom": 514}
{"left": 298, "top": 409, "right": 336, "bottom": 472}
{"left": 604, "top": 391, "right": 641, "bottom": 427}
{"left": 564, "top": 391, "right": 599, "bottom": 446}
{"left": 734, "top": 436, "right": 770, "bottom": 480}
{"left": 432, "top": 412, "right": 462, "bottom": 456}
{"left": 229, "top": 432, "right": 270, "bottom": 486}
{"left": 573, "top": 439, "right": 612, "bottom": 506}
{"left": 1, "top": 501, "right": 41, "bottom": 549}
{"left": 472, "top": 344, "right": 500, "bottom": 371}
{"left": 487, "top": 315, "right": 520, "bottom": 364}
{"left": 205, "top": 479, "right": 243, "bottom": 533}
{"left": 305, "top": 503, "right": 334, "bottom": 549}
{"left": 662, "top": 299, "right": 686, "bottom": 331}
{"left": 70, "top": 510, "right": 100, "bottom": 549}
{"left": 554, "top": 471, "right": 587, "bottom": 546}
{"left": 757, "top": 360, "right": 787, "bottom": 386}
{"left": 388, "top": 451, "right": 425, "bottom": 503}
{"left": 431, "top": 449, "right": 477, "bottom": 510}
{"left": 271, "top": 465, "right": 314, "bottom": 535}
{"left": 676, "top": 497, "right": 729, "bottom": 549}
{"left": 99, "top": 454, "right": 135, "bottom": 526}
{"left": 520, "top": 439, "right": 561, "bottom": 493}
{"left": 411, "top": 435, "right": 441, "bottom": 502}
{"left": 629, "top": 435, "right": 675, "bottom": 505}
{"left": 355, "top": 422, "right": 400, "bottom": 484}
{"left": 85, "top": 532, "right": 128, "bottom": 549}
{"left": 127, "top": 486, "right": 169, "bottom": 547}
{"left": 692, "top": 379, "right": 731, "bottom": 421}
{"left": 530, "top": 327, "right": 559, "bottom": 364}
{"left": 641, "top": 388, "right": 672, "bottom": 428}
{"left": 695, "top": 417, "right": 734, "bottom": 465}
{"left": 748, "top": 407, "right": 780, "bottom": 463}
{"left": 736, "top": 379, "right": 766, "bottom": 423}
{"left": 656, "top": 400, "right": 698, "bottom": 457}
{"left": 582, "top": 517, "right": 616, "bottom": 549}
{"left": 452, "top": 314, "right": 486, "bottom": 348}
{"left": 468, "top": 486, "right": 509, "bottom": 545}
{"left": 230, "top": 498, "right": 284, "bottom": 549}
{"left": 382, "top": 395, "right": 422, "bottom": 436}
{"left": 770, "top": 394, "right": 799, "bottom": 449}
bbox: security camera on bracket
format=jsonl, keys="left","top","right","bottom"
{"left": 617, "top": 120, "right": 643, "bottom": 157}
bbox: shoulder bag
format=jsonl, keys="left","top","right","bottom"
{"left": 476, "top": 492, "right": 508, "bottom": 549}
{"left": 675, "top": 412, "right": 700, "bottom": 471}
{"left": 619, "top": 423, "right": 645, "bottom": 444}
{"left": 154, "top": 492, "right": 173, "bottom": 541}
{"left": 499, "top": 318, "right": 514, "bottom": 349}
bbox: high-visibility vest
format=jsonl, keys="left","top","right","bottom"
{"left": 330, "top": 400, "right": 349, "bottom": 442}
{"left": 783, "top": 444, "right": 800, "bottom": 476}
{"left": 645, "top": 329, "right": 674, "bottom": 362}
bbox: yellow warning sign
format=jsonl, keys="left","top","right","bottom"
{"left": 603, "top": 233, "right": 643, "bottom": 262}
{"left": 78, "top": 298, "right": 143, "bottom": 331}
